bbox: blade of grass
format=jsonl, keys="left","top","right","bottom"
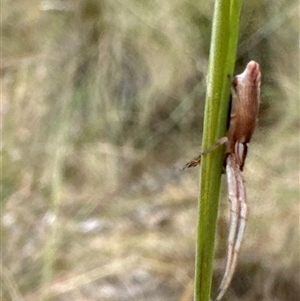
{"left": 194, "top": 1, "right": 243, "bottom": 300}
{"left": 41, "top": 94, "right": 73, "bottom": 300}
{"left": 41, "top": 145, "right": 64, "bottom": 301}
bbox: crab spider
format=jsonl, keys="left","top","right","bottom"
{"left": 183, "top": 61, "right": 261, "bottom": 300}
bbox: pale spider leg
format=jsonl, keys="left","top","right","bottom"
{"left": 216, "top": 154, "right": 247, "bottom": 301}
{"left": 182, "top": 137, "right": 228, "bottom": 170}
{"left": 215, "top": 154, "right": 240, "bottom": 300}
{"left": 225, "top": 168, "right": 247, "bottom": 286}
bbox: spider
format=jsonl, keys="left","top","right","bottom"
{"left": 183, "top": 61, "right": 261, "bottom": 300}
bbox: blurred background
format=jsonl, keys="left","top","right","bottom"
{"left": 2, "top": 0, "right": 299, "bottom": 300}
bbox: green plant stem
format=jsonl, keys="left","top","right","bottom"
{"left": 41, "top": 97, "right": 72, "bottom": 300}
{"left": 41, "top": 145, "right": 64, "bottom": 301}
{"left": 194, "top": 1, "right": 242, "bottom": 300}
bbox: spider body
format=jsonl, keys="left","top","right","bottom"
{"left": 226, "top": 60, "right": 261, "bottom": 171}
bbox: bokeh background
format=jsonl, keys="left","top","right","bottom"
{"left": 2, "top": 0, "right": 299, "bottom": 300}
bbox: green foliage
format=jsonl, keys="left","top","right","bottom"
{"left": 194, "top": 1, "right": 242, "bottom": 300}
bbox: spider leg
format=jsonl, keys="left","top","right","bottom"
{"left": 182, "top": 137, "right": 228, "bottom": 170}
{"left": 215, "top": 154, "right": 247, "bottom": 301}
{"left": 215, "top": 154, "right": 239, "bottom": 300}
{"left": 227, "top": 171, "right": 247, "bottom": 287}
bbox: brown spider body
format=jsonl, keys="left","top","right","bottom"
{"left": 226, "top": 60, "right": 261, "bottom": 170}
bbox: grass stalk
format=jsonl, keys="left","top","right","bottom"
{"left": 194, "top": 0, "right": 243, "bottom": 300}
{"left": 41, "top": 145, "right": 64, "bottom": 301}
{"left": 40, "top": 96, "right": 72, "bottom": 300}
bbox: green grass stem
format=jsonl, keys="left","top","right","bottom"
{"left": 194, "top": 0, "right": 243, "bottom": 300}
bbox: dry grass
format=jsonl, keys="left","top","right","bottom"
{"left": 2, "top": 1, "right": 299, "bottom": 301}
